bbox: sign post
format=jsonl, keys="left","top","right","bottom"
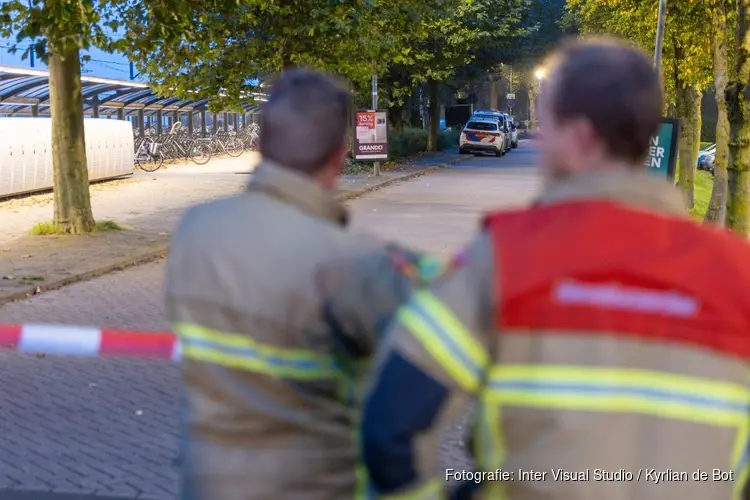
{"left": 354, "top": 110, "right": 389, "bottom": 162}
{"left": 645, "top": 117, "right": 679, "bottom": 181}
{"left": 507, "top": 93, "right": 515, "bottom": 112}
{"left": 654, "top": 0, "right": 668, "bottom": 72}
{"left": 371, "top": 72, "right": 380, "bottom": 175}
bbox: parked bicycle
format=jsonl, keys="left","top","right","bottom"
{"left": 131, "top": 123, "right": 260, "bottom": 169}
{"left": 210, "top": 131, "right": 244, "bottom": 158}
{"left": 160, "top": 133, "right": 212, "bottom": 165}
{"left": 238, "top": 124, "right": 260, "bottom": 151}
{"left": 134, "top": 137, "right": 165, "bottom": 172}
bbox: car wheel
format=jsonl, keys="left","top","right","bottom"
{"left": 459, "top": 148, "right": 469, "bottom": 155}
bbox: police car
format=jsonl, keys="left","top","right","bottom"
{"left": 459, "top": 117, "right": 508, "bottom": 156}
{"left": 471, "top": 110, "right": 513, "bottom": 151}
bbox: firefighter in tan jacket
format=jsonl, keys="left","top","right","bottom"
{"left": 340, "top": 39, "right": 750, "bottom": 499}
{"left": 165, "top": 69, "right": 438, "bottom": 500}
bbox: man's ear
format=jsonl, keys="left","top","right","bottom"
{"left": 568, "top": 117, "right": 599, "bottom": 161}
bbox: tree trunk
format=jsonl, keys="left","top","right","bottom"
{"left": 409, "top": 107, "right": 421, "bottom": 128}
{"left": 49, "top": 47, "right": 95, "bottom": 234}
{"left": 389, "top": 102, "right": 405, "bottom": 132}
{"left": 705, "top": 0, "right": 730, "bottom": 226}
{"left": 490, "top": 76, "right": 499, "bottom": 110}
{"left": 427, "top": 79, "right": 440, "bottom": 152}
{"left": 407, "top": 94, "right": 421, "bottom": 128}
{"left": 675, "top": 81, "right": 701, "bottom": 208}
{"left": 726, "top": 0, "right": 750, "bottom": 236}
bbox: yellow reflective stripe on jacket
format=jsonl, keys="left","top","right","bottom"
{"left": 379, "top": 478, "right": 445, "bottom": 500}
{"left": 174, "top": 323, "right": 341, "bottom": 380}
{"left": 397, "top": 290, "right": 489, "bottom": 392}
{"left": 476, "top": 396, "right": 506, "bottom": 470}
{"left": 732, "top": 418, "right": 750, "bottom": 500}
{"left": 731, "top": 375, "right": 750, "bottom": 500}
{"left": 486, "top": 365, "right": 750, "bottom": 427}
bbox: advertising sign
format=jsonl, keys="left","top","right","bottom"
{"left": 355, "top": 110, "right": 388, "bottom": 160}
{"left": 645, "top": 117, "right": 679, "bottom": 181}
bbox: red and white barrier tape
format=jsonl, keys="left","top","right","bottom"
{"left": 0, "top": 323, "right": 180, "bottom": 361}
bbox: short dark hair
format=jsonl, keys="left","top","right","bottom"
{"left": 545, "top": 37, "right": 663, "bottom": 164}
{"left": 259, "top": 68, "right": 351, "bottom": 174}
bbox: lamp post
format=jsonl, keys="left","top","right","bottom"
{"left": 532, "top": 68, "right": 545, "bottom": 130}
{"left": 371, "top": 61, "right": 380, "bottom": 176}
{"left": 654, "top": 0, "right": 667, "bottom": 72}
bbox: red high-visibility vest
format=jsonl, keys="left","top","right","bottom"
{"left": 483, "top": 200, "right": 750, "bottom": 359}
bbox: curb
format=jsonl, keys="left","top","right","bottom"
{"left": 339, "top": 155, "right": 465, "bottom": 201}
{"left": 0, "top": 247, "right": 170, "bottom": 306}
{"left": 0, "top": 155, "right": 464, "bottom": 306}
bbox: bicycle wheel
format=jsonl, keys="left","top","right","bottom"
{"left": 227, "top": 138, "right": 243, "bottom": 157}
{"left": 190, "top": 142, "right": 212, "bottom": 165}
{"left": 137, "top": 152, "right": 164, "bottom": 172}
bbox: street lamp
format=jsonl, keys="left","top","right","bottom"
{"left": 654, "top": 0, "right": 667, "bottom": 72}
{"left": 535, "top": 68, "right": 546, "bottom": 80}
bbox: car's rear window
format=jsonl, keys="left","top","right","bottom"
{"left": 466, "top": 121, "right": 497, "bottom": 131}
{"left": 475, "top": 114, "right": 504, "bottom": 126}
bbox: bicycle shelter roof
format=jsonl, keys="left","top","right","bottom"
{"left": 0, "top": 65, "right": 263, "bottom": 117}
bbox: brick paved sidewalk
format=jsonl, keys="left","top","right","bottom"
{"left": 0, "top": 151, "right": 463, "bottom": 305}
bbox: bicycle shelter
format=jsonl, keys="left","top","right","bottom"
{"left": 0, "top": 65, "right": 263, "bottom": 137}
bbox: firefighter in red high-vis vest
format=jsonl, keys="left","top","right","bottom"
{"left": 346, "top": 38, "right": 750, "bottom": 500}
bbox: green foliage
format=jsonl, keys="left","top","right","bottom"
{"left": 387, "top": 128, "right": 460, "bottom": 160}
{"left": 564, "top": 0, "right": 714, "bottom": 104}
{"left": 0, "top": 0, "right": 545, "bottom": 126}
{"left": 389, "top": 128, "right": 430, "bottom": 160}
{"left": 383, "top": 0, "right": 534, "bottom": 109}
{"left": 116, "top": 0, "right": 443, "bottom": 111}
{"left": 0, "top": 0, "right": 121, "bottom": 62}
{"left": 439, "top": 128, "right": 462, "bottom": 150}
{"left": 673, "top": 166, "right": 713, "bottom": 219}
{"left": 472, "top": 0, "right": 567, "bottom": 73}
{"left": 345, "top": 127, "right": 458, "bottom": 173}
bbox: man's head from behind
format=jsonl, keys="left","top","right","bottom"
{"left": 537, "top": 37, "right": 663, "bottom": 181}
{"left": 259, "top": 68, "right": 351, "bottom": 188}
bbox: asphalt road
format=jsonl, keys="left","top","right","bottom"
{"left": 0, "top": 144, "right": 540, "bottom": 499}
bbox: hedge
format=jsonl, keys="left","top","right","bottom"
{"left": 388, "top": 127, "right": 461, "bottom": 160}
{"left": 345, "top": 127, "right": 460, "bottom": 174}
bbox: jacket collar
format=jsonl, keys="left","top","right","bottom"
{"left": 536, "top": 169, "right": 687, "bottom": 217}
{"left": 248, "top": 159, "right": 349, "bottom": 226}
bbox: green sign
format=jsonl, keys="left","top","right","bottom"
{"left": 645, "top": 118, "right": 679, "bottom": 181}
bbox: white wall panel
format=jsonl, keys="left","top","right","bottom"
{"left": 0, "top": 117, "right": 133, "bottom": 198}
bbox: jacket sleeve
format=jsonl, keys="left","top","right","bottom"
{"left": 315, "top": 242, "right": 447, "bottom": 359}
{"left": 360, "top": 233, "right": 496, "bottom": 498}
